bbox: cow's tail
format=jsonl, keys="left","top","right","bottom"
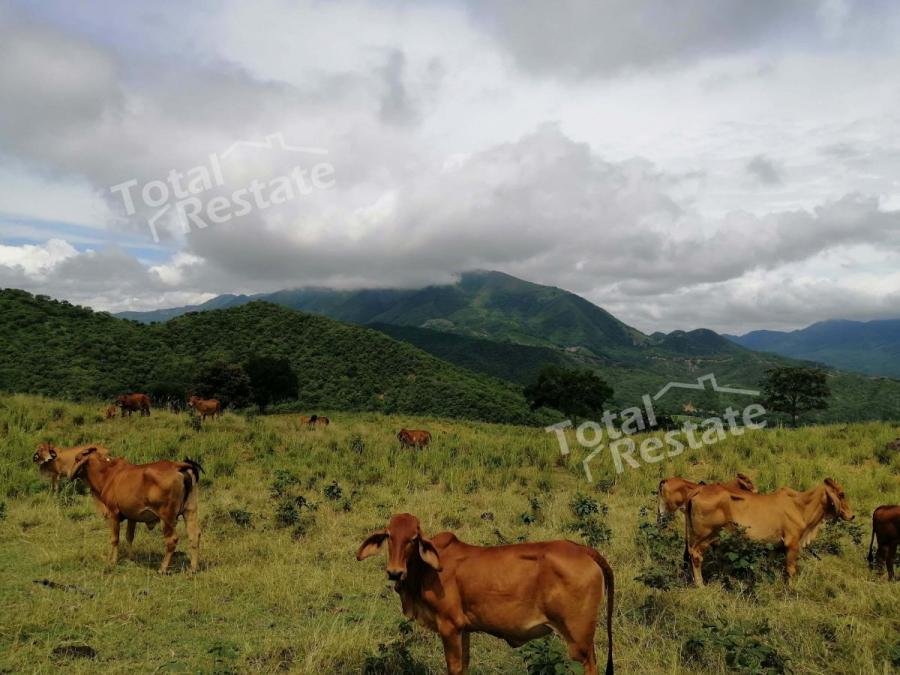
{"left": 588, "top": 549, "right": 614, "bottom": 675}
{"left": 683, "top": 498, "right": 694, "bottom": 575}
{"left": 179, "top": 458, "right": 204, "bottom": 513}
{"left": 867, "top": 508, "right": 879, "bottom": 567}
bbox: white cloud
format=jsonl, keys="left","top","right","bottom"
{"left": 1, "top": 0, "right": 900, "bottom": 334}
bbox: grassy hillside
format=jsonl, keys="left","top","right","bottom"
{"left": 0, "top": 290, "right": 544, "bottom": 425}
{"left": 0, "top": 394, "right": 898, "bottom": 673}
{"left": 729, "top": 319, "right": 900, "bottom": 378}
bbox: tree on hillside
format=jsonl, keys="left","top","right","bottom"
{"left": 760, "top": 366, "right": 830, "bottom": 427}
{"left": 524, "top": 365, "right": 613, "bottom": 423}
{"left": 191, "top": 361, "right": 252, "bottom": 408}
{"left": 244, "top": 356, "right": 299, "bottom": 411}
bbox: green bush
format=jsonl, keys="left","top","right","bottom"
{"left": 683, "top": 621, "right": 790, "bottom": 674}
{"left": 519, "top": 636, "right": 582, "bottom": 674}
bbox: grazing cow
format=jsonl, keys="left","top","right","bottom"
{"left": 116, "top": 393, "right": 151, "bottom": 417}
{"left": 398, "top": 429, "right": 431, "bottom": 449}
{"left": 867, "top": 504, "right": 900, "bottom": 580}
{"left": 657, "top": 473, "right": 756, "bottom": 515}
{"left": 32, "top": 442, "right": 110, "bottom": 492}
{"left": 314, "top": 415, "right": 330, "bottom": 428}
{"left": 188, "top": 396, "right": 221, "bottom": 420}
{"left": 685, "top": 478, "right": 854, "bottom": 585}
{"left": 104, "top": 404, "right": 118, "bottom": 419}
{"left": 68, "top": 447, "right": 202, "bottom": 573}
{"left": 357, "top": 513, "right": 614, "bottom": 675}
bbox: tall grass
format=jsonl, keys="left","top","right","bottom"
{"left": 0, "top": 394, "right": 898, "bottom": 673}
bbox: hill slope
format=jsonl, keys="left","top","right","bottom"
{"left": 727, "top": 319, "right": 900, "bottom": 378}
{"left": 117, "top": 271, "right": 646, "bottom": 358}
{"left": 0, "top": 290, "right": 544, "bottom": 424}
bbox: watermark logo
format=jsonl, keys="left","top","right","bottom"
{"left": 109, "top": 133, "right": 336, "bottom": 242}
{"left": 546, "top": 374, "right": 766, "bottom": 481}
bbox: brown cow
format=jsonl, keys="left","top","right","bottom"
{"left": 188, "top": 396, "right": 221, "bottom": 420}
{"left": 69, "top": 447, "right": 202, "bottom": 573}
{"left": 685, "top": 478, "right": 854, "bottom": 585}
{"left": 116, "top": 393, "right": 151, "bottom": 417}
{"left": 657, "top": 473, "right": 756, "bottom": 515}
{"left": 398, "top": 429, "right": 431, "bottom": 448}
{"left": 314, "top": 415, "right": 330, "bottom": 428}
{"left": 33, "top": 442, "right": 110, "bottom": 492}
{"left": 357, "top": 513, "right": 614, "bottom": 675}
{"left": 867, "top": 504, "right": 900, "bottom": 580}
{"left": 104, "top": 404, "right": 118, "bottom": 419}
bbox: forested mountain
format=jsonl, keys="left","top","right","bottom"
{"left": 0, "top": 290, "right": 546, "bottom": 425}
{"left": 727, "top": 319, "right": 900, "bottom": 378}
{"left": 110, "top": 271, "right": 900, "bottom": 422}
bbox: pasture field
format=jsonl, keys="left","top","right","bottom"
{"left": 0, "top": 394, "right": 898, "bottom": 674}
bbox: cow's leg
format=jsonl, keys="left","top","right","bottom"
{"left": 886, "top": 544, "right": 896, "bottom": 581}
{"left": 107, "top": 514, "right": 122, "bottom": 566}
{"left": 784, "top": 543, "right": 800, "bottom": 578}
{"left": 438, "top": 624, "right": 466, "bottom": 675}
{"left": 158, "top": 517, "right": 179, "bottom": 574}
{"left": 184, "top": 506, "right": 201, "bottom": 573}
{"left": 557, "top": 618, "right": 599, "bottom": 675}
{"left": 51, "top": 474, "right": 60, "bottom": 493}
{"left": 124, "top": 520, "right": 137, "bottom": 557}
{"left": 688, "top": 536, "right": 713, "bottom": 587}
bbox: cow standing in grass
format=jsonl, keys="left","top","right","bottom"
{"left": 69, "top": 447, "right": 202, "bottom": 573}
{"left": 398, "top": 429, "right": 431, "bottom": 449}
{"left": 116, "top": 393, "right": 151, "bottom": 417}
{"left": 358, "top": 513, "right": 614, "bottom": 675}
{"left": 868, "top": 504, "right": 899, "bottom": 580}
{"left": 188, "top": 396, "right": 221, "bottom": 420}
{"left": 685, "top": 478, "right": 854, "bottom": 585}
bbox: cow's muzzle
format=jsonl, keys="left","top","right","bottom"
{"left": 387, "top": 570, "right": 404, "bottom": 582}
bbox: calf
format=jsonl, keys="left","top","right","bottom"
{"left": 685, "top": 478, "right": 854, "bottom": 585}
{"left": 398, "top": 429, "right": 431, "bottom": 449}
{"left": 357, "top": 513, "right": 614, "bottom": 675}
{"left": 867, "top": 504, "right": 899, "bottom": 580}
{"left": 69, "top": 447, "right": 202, "bottom": 573}
{"left": 657, "top": 472, "right": 756, "bottom": 516}
{"left": 33, "top": 442, "right": 110, "bottom": 492}
{"left": 188, "top": 396, "right": 221, "bottom": 420}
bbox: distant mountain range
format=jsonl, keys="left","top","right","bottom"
{"left": 112, "top": 271, "right": 900, "bottom": 421}
{"left": 726, "top": 319, "right": 900, "bottom": 378}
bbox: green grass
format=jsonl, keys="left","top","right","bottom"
{"left": 1, "top": 394, "right": 898, "bottom": 674}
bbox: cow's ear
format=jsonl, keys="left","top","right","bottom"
{"left": 68, "top": 447, "right": 97, "bottom": 479}
{"left": 418, "top": 536, "right": 442, "bottom": 572}
{"left": 823, "top": 481, "right": 841, "bottom": 513}
{"left": 736, "top": 473, "right": 754, "bottom": 492}
{"left": 356, "top": 530, "right": 388, "bottom": 560}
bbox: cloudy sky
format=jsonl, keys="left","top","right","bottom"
{"left": 1, "top": 0, "right": 899, "bottom": 334}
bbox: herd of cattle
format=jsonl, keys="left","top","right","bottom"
{"left": 29, "top": 395, "right": 900, "bottom": 675}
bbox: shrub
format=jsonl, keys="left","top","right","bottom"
{"left": 683, "top": 621, "right": 790, "bottom": 674}
{"left": 569, "top": 493, "right": 601, "bottom": 519}
{"left": 270, "top": 469, "right": 300, "bottom": 499}
{"left": 806, "top": 519, "right": 864, "bottom": 557}
{"left": 519, "top": 636, "right": 580, "bottom": 674}
{"left": 324, "top": 480, "right": 343, "bottom": 501}
{"left": 228, "top": 509, "right": 252, "bottom": 528}
{"left": 567, "top": 494, "right": 611, "bottom": 548}
{"left": 701, "top": 527, "right": 780, "bottom": 592}
{"left": 0, "top": 500, "right": 6, "bottom": 521}
{"left": 634, "top": 515, "right": 686, "bottom": 591}
{"left": 350, "top": 435, "right": 365, "bottom": 454}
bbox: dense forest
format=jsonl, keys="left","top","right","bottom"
{"left": 0, "top": 290, "right": 547, "bottom": 425}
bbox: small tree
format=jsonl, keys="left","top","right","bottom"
{"left": 244, "top": 356, "right": 299, "bottom": 411}
{"left": 760, "top": 366, "right": 830, "bottom": 427}
{"left": 524, "top": 366, "right": 613, "bottom": 423}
